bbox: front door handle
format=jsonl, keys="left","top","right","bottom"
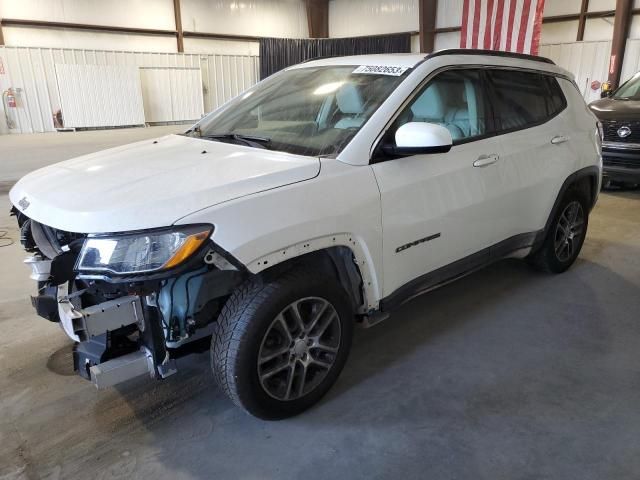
{"left": 473, "top": 154, "right": 499, "bottom": 168}
{"left": 551, "top": 135, "right": 569, "bottom": 145}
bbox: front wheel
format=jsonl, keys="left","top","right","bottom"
{"left": 211, "top": 268, "right": 353, "bottom": 419}
{"left": 528, "top": 189, "right": 589, "bottom": 273}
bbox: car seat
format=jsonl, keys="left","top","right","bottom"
{"left": 335, "top": 83, "right": 366, "bottom": 129}
{"left": 409, "top": 83, "right": 465, "bottom": 140}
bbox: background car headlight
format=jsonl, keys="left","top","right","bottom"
{"left": 76, "top": 225, "right": 213, "bottom": 275}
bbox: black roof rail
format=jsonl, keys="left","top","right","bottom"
{"left": 427, "top": 48, "right": 555, "bottom": 65}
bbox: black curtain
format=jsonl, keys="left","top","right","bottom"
{"left": 259, "top": 34, "right": 412, "bottom": 79}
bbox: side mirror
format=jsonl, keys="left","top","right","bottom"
{"left": 383, "top": 122, "right": 453, "bottom": 157}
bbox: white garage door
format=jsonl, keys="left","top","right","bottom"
{"left": 140, "top": 67, "right": 204, "bottom": 123}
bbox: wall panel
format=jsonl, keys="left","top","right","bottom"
{"left": 628, "top": 15, "right": 640, "bottom": 39}
{"left": 2, "top": 27, "right": 179, "bottom": 53}
{"left": 0, "top": 0, "right": 176, "bottom": 29}
{"left": 1, "top": 0, "right": 306, "bottom": 52}
{"left": 200, "top": 54, "right": 260, "bottom": 113}
{"left": 0, "top": 48, "right": 38, "bottom": 134}
{"left": 620, "top": 39, "right": 640, "bottom": 83}
{"left": 410, "top": 34, "right": 421, "bottom": 53}
{"left": 181, "top": 0, "right": 308, "bottom": 38}
{"left": 539, "top": 41, "right": 611, "bottom": 103}
{"left": 540, "top": 21, "right": 580, "bottom": 44}
{"left": 436, "top": 0, "right": 463, "bottom": 29}
{"left": 587, "top": 0, "right": 616, "bottom": 11}
{"left": 329, "top": 0, "right": 419, "bottom": 38}
{"left": 140, "top": 68, "right": 204, "bottom": 123}
{"left": 0, "top": 46, "right": 258, "bottom": 134}
{"left": 583, "top": 18, "right": 615, "bottom": 42}
{"left": 183, "top": 38, "right": 259, "bottom": 56}
{"left": 543, "top": 0, "right": 582, "bottom": 17}
{"left": 434, "top": 31, "right": 461, "bottom": 51}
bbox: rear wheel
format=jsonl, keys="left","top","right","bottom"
{"left": 211, "top": 268, "right": 353, "bottom": 419}
{"left": 529, "top": 189, "right": 589, "bottom": 273}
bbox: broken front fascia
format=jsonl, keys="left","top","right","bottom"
{"left": 15, "top": 211, "right": 247, "bottom": 387}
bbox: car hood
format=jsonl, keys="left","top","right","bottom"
{"left": 589, "top": 97, "right": 640, "bottom": 121}
{"left": 9, "top": 134, "right": 320, "bottom": 233}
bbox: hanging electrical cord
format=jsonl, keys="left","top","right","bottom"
{"left": 0, "top": 228, "right": 14, "bottom": 248}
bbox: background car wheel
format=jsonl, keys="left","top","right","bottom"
{"left": 210, "top": 268, "right": 353, "bottom": 420}
{"left": 528, "top": 188, "right": 589, "bottom": 274}
{"left": 601, "top": 179, "right": 614, "bottom": 190}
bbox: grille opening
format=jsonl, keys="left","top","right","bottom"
{"left": 603, "top": 156, "right": 640, "bottom": 169}
{"left": 602, "top": 120, "right": 640, "bottom": 143}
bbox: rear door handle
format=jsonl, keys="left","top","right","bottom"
{"left": 473, "top": 154, "right": 499, "bottom": 168}
{"left": 551, "top": 135, "right": 569, "bottom": 145}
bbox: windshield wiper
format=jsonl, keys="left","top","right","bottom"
{"left": 200, "top": 133, "right": 272, "bottom": 149}
{"left": 184, "top": 125, "right": 202, "bottom": 136}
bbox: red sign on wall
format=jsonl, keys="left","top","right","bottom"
{"left": 610, "top": 55, "right": 617, "bottom": 75}
{"left": 0, "top": 57, "right": 5, "bottom": 75}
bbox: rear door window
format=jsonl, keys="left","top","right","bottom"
{"left": 488, "top": 70, "right": 565, "bottom": 133}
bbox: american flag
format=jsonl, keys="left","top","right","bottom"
{"left": 460, "top": 0, "right": 546, "bottom": 56}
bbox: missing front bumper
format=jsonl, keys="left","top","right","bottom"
{"left": 88, "top": 349, "right": 154, "bottom": 389}
{"left": 69, "top": 296, "right": 177, "bottom": 388}
{"left": 64, "top": 295, "right": 143, "bottom": 342}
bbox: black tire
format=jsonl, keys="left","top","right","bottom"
{"left": 528, "top": 188, "right": 589, "bottom": 273}
{"left": 211, "top": 268, "right": 353, "bottom": 420}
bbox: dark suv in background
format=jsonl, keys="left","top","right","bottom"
{"left": 590, "top": 73, "right": 640, "bottom": 187}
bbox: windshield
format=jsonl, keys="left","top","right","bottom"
{"left": 191, "top": 65, "right": 409, "bottom": 157}
{"left": 613, "top": 73, "right": 640, "bottom": 100}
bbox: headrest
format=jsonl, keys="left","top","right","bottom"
{"left": 337, "top": 83, "right": 364, "bottom": 115}
{"left": 410, "top": 83, "right": 446, "bottom": 121}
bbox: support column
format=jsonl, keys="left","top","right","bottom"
{"left": 419, "top": 0, "right": 438, "bottom": 53}
{"left": 173, "top": 0, "right": 184, "bottom": 53}
{"left": 576, "top": 0, "right": 589, "bottom": 41}
{"left": 306, "top": 0, "right": 329, "bottom": 38}
{"left": 608, "top": 0, "right": 632, "bottom": 88}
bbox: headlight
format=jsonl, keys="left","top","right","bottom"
{"left": 76, "top": 225, "right": 213, "bottom": 275}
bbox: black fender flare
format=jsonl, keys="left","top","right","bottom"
{"left": 532, "top": 165, "right": 600, "bottom": 252}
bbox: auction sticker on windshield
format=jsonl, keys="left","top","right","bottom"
{"left": 352, "top": 65, "right": 409, "bottom": 76}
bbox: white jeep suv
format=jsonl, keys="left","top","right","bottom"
{"left": 10, "top": 50, "right": 602, "bottom": 419}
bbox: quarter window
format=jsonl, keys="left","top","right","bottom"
{"left": 392, "top": 69, "right": 488, "bottom": 143}
{"left": 545, "top": 75, "right": 567, "bottom": 117}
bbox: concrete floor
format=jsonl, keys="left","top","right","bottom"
{"left": 1, "top": 129, "right": 640, "bottom": 479}
{"left": 0, "top": 125, "right": 184, "bottom": 192}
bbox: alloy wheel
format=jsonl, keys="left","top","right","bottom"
{"left": 554, "top": 201, "right": 585, "bottom": 263}
{"left": 257, "top": 297, "right": 341, "bottom": 401}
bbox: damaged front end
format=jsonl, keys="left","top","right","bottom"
{"left": 11, "top": 208, "right": 247, "bottom": 388}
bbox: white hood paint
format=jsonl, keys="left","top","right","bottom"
{"left": 9, "top": 135, "right": 320, "bottom": 233}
